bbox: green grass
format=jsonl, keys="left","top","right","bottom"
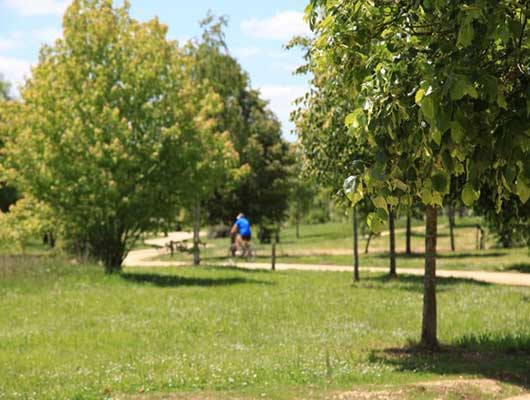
{"left": 154, "top": 217, "right": 530, "bottom": 273}
{"left": 1, "top": 256, "right": 529, "bottom": 399}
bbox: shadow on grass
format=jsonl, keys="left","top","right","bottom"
{"left": 371, "top": 251, "right": 507, "bottom": 260}
{"left": 505, "top": 263, "right": 530, "bottom": 273}
{"left": 120, "top": 272, "right": 274, "bottom": 288}
{"left": 359, "top": 274, "right": 490, "bottom": 293}
{"left": 369, "top": 333, "right": 530, "bottom": 389}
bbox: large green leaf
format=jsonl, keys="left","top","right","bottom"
{"left": 516, "top": 177, "right": 530, "bottom": 204}
{"left": 462, "top": 184, "right": 480, "bottom": 206}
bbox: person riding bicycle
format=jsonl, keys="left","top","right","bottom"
{"left": 230, "top": 213, "right": 251, "bottom": 256}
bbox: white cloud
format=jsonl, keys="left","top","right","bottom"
{"left": 258, "top": 84, "right": 308, "bottom": 139}
{"left": 0, "top": 56, "right": 32, "bottom": 88}
{"left": 2, "top": 0, "right": 69, "bottom": 16}
{"left": 233, "top": 47, "right": 263, "bottom": 59}
{"left": 31, "top": 27, "right": 62, "bottom": 44}
{"left": 0, "top": 36, "right": 23, "bottom": 51}
{"left": 241, "top": 11, "right": 310, "bottom": 40}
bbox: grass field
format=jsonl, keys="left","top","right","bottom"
{"left": 154, "top": 217, "right": 530, "bottom": 273}
{"left": 1, "top": 255, "right": 529, "bottom": 399}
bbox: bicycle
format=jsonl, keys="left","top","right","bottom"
{"left": 228, "top": 238, "right": 255, "bottom": 262}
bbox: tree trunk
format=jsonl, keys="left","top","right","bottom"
{"left": 406, "top": 214, "right": 412, "bottom": 255}
{"left": 365, "top": 232, "right": 373, "bottom": 254}
{"left": 271, "top": 235, "right": 277, "bottom": 271}
{"left": 353, "top": 207, "right": 360, "bottom": 282}
{"left": 421, "top": 205, "right": 438, "bottom": 348}
{"left": 296, "top": 215, "right": 300, "bottom": 239}
{"left": 193, "top": 203, "right": 201, "bottom": 266}
{"left": 389, "top": 207, "right": 397, "bottom": 277}
{"left": 448, "top": 205, "right": 455, "bottom": 252}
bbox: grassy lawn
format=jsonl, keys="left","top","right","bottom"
{"left": 1, "top": 255, "right": 529, "bottom": 399}
{"left": 153, "top": 217, "right": 530, "bottom": 273}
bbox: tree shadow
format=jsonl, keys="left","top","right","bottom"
{"left": 372, "top": 251, "right": 507, "bottom": 260}
{"left": 505, "top": 263, "right": 530, "bottom": 273}
{"left": 120, "top": 272, "right": 274, "bottom": 288}
{"left": 359, "top": 274, "right": 490, "bottom": 293}
{"left": 368, "top": 333, "right": 530, "bottom": 390}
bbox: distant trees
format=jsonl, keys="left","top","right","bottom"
{"left": 303, "top": 0, "right": 530, "bottom": 347}
{"left": 192, "top": 16, "right": 293, "bottom": 239}
{"left": 1, "top": 0, "right": 235, "bottom": 272}
{"left": 0, "top": 74, "right": 18, "bottom": 213}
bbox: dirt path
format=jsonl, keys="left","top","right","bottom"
{"left": 124, "top": 232, "right": 530, "bottom": 288}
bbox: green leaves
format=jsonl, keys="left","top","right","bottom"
{"left": 450, "top": 76, "right": 478, "bottom": 101}
{"left": 367, "top": 212, "right": 385, "bottom": 233}
{"left": 462, "top": 184, "right": 480, "bottom": 206}
{"left": 343, "top": 175, "right": 364, "bottom": 206}
{"left": 457, "top": 18, "right": 475, "bottom": 48}
{"left": 516, "top": 177, "right": 530, "bottom": 204}
{"left": 345, "top": 108, "right": 365, "bottom": 131}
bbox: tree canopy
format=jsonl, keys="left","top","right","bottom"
{"left": 0, "top": 0, "right": 234, "bottom": 271}
{"left": 303, "top": 0, "right": 530, "bottom": 346}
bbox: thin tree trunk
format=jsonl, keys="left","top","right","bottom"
{"left": 406, "top": 214, "right": 412, "bottom": 255}
{"left": 353, "top": 207, "right": 359, "bottom": 282}
{"left": 296, "top": 215, "right": 300, "bottom": 239}
{"left": 389, "top": 207, "right": 397, "bottom": 277}
{"left": 421, "top": 205, "right": 438, "bottom": 348}
{"left": 448, "top": 205, "right": 455, "bottom": 251}
{"left": 193, "top": 203, "right": 201, "bottom": 266}
{"left": 271, "top": 234, "right": 277, "bottom": 271}
{"left": 365, "top": 232, "right": 373, "bottom": 254}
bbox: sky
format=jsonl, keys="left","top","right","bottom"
{"left": 0, "top": 0, "right": 311, "bottom": 140}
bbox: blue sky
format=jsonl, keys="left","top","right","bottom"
{"left": 0, "top": 0, "right": 310, "bottom": 140}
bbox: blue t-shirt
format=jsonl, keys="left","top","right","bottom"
{"left": 235, "top": 217, "right": 251, "bottom": 236}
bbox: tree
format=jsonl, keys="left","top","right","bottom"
{"left": 190, "top": 16, "right": 293, "bottom": 236}
{"left": 0, "top": 74, "right": 18, "bottom": 213}
{"left": 0, "top": 74, "right": 11, "bottom": 101}
{"left": 0, "top": 196, "right": 53, "bottom": 253}
{"left": 305, "top": 0, "right": 530, "bottom": 347}
{"left": 288, "top": 144, "right": 316, "bottom": 239}
{"left": 1, "top": 0, "right": 232, "bottom": 272}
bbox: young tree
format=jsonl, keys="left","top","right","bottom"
{"left": 305, "top": 0, "right": 530, "bottom": 347}
{"left": 288, "top": 144, "right": 316, "bottom": 239}
{"left": 1, "top": 0, "right": 232, "bottom": 272}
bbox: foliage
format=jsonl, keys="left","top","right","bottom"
{"left": 0, "top": 74, "right": 10, "bottom": 101}
{"left": 304, "top": 0, "right": 529, "bottom": 222}
{"left": 0, "top": 0, "right": 233, "bottom": 272}
{"left": 303, "top": 0, "right": 530, "bottom": 346}
{"left": 0, "top": 75, "right": 18, "bottom": 212}
{"left": 0, "top": 196, "right": 53, "bottom": 252}
{"left": 192, "top": 16, "right": 293, "bottom": 229}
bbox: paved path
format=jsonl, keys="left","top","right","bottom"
{"left": 124, "top": 232, "right": 530, "bottom": 288}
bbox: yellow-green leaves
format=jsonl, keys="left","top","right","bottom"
{"left": 516, "top": 176, "right": 530, "bottom": 204}
{"left": 345, "top": 108, "right": 365, "bottom": 131}
{"left": 367, "top": 212, "right": 385, "bottom": 233}
{"left": 343, "top": 175, "right": 364, "bottom": 207}
{"left": 462, "top": 184, "right": 480, "bottom": 206}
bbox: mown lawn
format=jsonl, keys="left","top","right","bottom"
{"left": 1, "top": 255, "right": 529, "bottom": 399}
{"left": 154, "top": 217, "right": 530, "bottom": 273}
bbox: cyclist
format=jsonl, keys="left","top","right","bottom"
{"left": 230, "top": 213, "right": 251, "bottom": 256}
